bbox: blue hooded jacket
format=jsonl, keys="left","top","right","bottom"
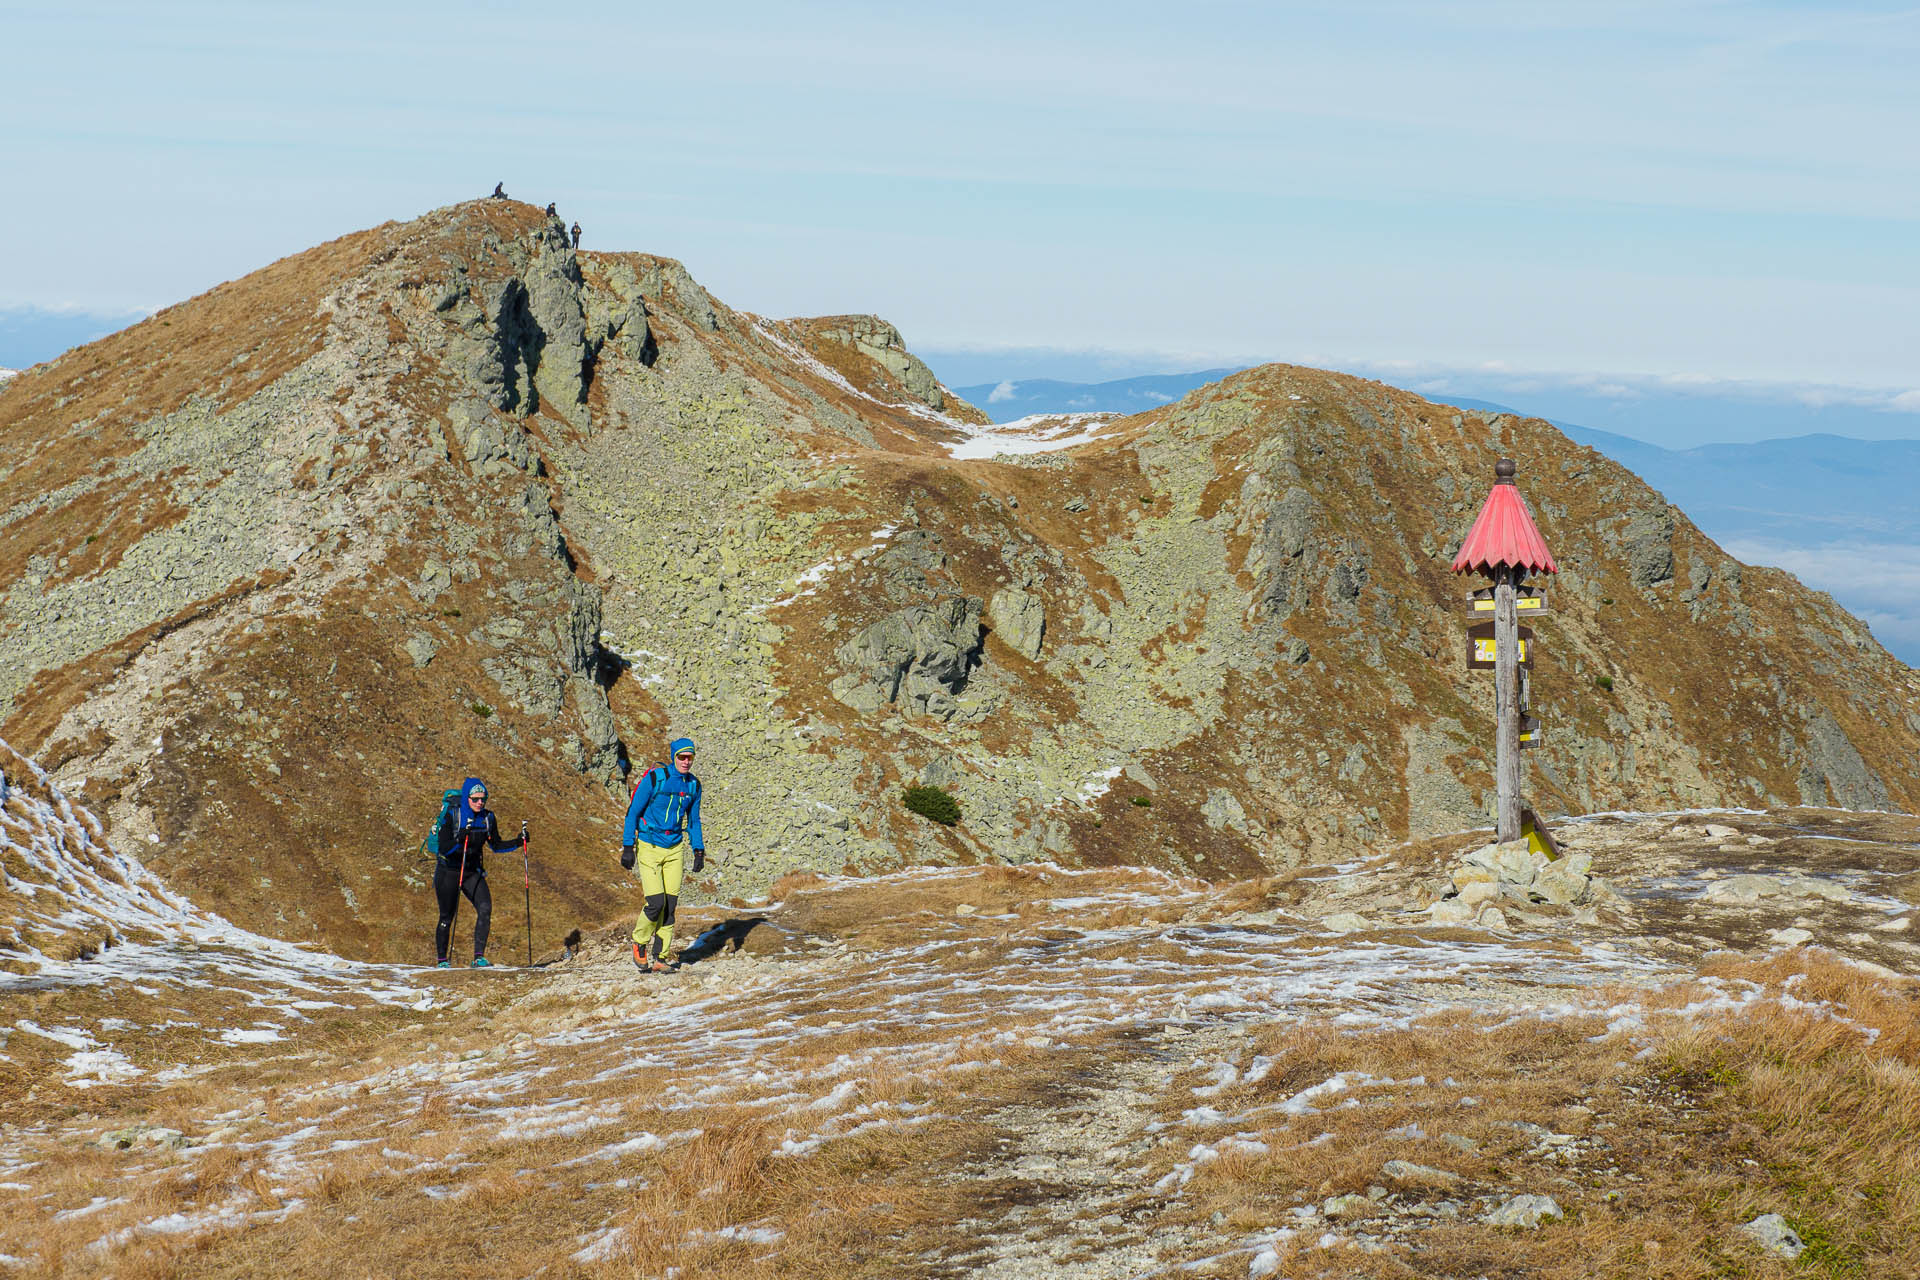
{"left": 623, "top": 739, "right": 703, "bottom": 851}
{"left": 436, "top": 776, "right": 524, "bottom": 870}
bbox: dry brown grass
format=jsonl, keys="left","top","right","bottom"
{"left": 1167, "top": 951, "right": 1920, "bottom": 1279}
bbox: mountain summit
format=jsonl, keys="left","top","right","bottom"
{"left": 2, "top": 199, "right": 1916, "bottom": 958}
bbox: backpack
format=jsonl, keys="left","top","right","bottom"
{"left": 419, "top": 788, "right": 463, "bottom": 861}
{"left": 624, "top": 765, "right": 699, "bottom": 849}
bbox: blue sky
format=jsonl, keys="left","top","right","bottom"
{"left": 5, "top": 2, "right": 1919, "bottom": 413}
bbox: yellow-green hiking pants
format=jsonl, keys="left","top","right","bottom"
{"left": 630, "top": 843, "right": 684, "bottom": 959}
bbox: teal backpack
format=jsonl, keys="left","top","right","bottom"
{"left": 419, "top": 788, "right": 464, "bottom": 861}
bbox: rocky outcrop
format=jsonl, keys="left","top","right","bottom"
{"left": 989, "top": 587, "right": 1046, "bottom": 659}
{"left": 829, "top": 598, "right": 985, "bottom": 718}
{"left": 783, "top": 315, "right": 990, "bottom": 424}
{"left": 523, "top": 221, "right": 592, "bottom": 423}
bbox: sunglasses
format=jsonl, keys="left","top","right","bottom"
{"left": 674, "top": 753, "right": 694, "bottom": 762}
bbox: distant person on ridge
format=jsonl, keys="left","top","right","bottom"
{"left": 570, "top": 221, "right": 581, "bottom": 249}
{"left": 491, "top": 182, "right": 506, "bottom": 199}
{"left": 435, "top": 777, "right": 527, "bottom": 969}
{"left": 621, "top": 739, "right": 705, "bottom": 973}
{"left": 546, "top": 201, "right": 558, "bottom": 218}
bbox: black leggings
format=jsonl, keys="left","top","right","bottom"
{"left": 434, "top": 862, "right": 492, "bottom": 961}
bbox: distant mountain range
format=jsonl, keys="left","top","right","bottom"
{"left": 955, "top": 375, "right": 1920, "bottom": 665}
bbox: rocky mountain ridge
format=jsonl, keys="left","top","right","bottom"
{"left": 2, "top": 198, "right": 1917, "bottom": 959}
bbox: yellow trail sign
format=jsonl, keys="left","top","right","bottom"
{"left": 1467, "top": 622, "right": 1534, "bottom": 670}
{"left": 1467, "top": 588, "right": 1548, "bottom": 615}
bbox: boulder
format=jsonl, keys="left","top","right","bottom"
{"left": 404, "top": 633, "right": 438, "bottom": 668}
{"left": 1428, "top": 899, "right": 1475, "bottom": 925}
{"left": 1381, "top": 1159, "right": 1461, "bottom": 1189}
{"left": 988, "top": 587, "right": 1046, "bottom": 659}
{"left": 1482, "top": 1194, "right": 1563, "bottom": 1229}
{"left": 1201, "top": 789, "right": 1250, "bottom": 833}
{"left": 1464, "top": 840, "right": 1544, "bottom": 885}
{"left": 1457, "top": 880, "right": 1500, "bottom": 908}
{"left": 1532, "top": 864, "right": 1589, "bottom": 906}
{"left": 1706, "top": 874, "right": 1779, "bottom": 904}
{"left": 1739, "top": 1214, "right": 1805, "bottom": 1260}
{"left": 1451, "top": 865, "right": 1498, "bottom": 893}
{"left": 829, "top": 597, "right": 984, "bottom": 719}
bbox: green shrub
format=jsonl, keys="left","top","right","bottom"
{"left": 1594, "top": 675, "right": 1614, "bottom": 692}
{"left": 1131, "top": 795, "right": 1152, "bottom": 808}
{"left": 902, "top": 785, "right": 960, "bottom": 826}
{"left": 470, "top": 701, "right": 494, "bottom": 719}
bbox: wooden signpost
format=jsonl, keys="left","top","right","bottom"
{"left": 1450, "top": 459, "right": 1558, "bottom": 844}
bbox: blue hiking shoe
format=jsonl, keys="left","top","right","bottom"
{"left": 470, "top": 956, "right": 493, "bottom": 968}
{"left": 435, "top": 960, "right": 451, "bottom": 969}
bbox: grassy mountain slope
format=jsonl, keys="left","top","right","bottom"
{"left": 2, "top": 200, "right": 1916, "bottom": 960}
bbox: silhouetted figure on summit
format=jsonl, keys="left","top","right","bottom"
{"left": 570, "top": 222, "right": 582, "bottom": 249}
{"left": 546, "top": 202, "right": 557, "bottom": 218}
{"left": 491, "top": 182, "right": 506, "bottom": 199}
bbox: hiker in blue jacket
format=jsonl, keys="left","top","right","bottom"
{"left": 435, "top": 777, "right": 526, "bottom": 968}
{"left": 621, "top": 738, "right": 705, "bottom": 972}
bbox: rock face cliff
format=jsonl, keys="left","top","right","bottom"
{"left": 2, "top": 199, "right": 1915, "bottom": 958}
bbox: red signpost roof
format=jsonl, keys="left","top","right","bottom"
{"left": 1451, "top": 459, "right": 1558, "bottom": 576}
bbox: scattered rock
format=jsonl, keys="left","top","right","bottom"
{"left": 1767, "top": 927, "right": 1813, "bottom": 946}
{"left": 1482, "top": 1194, "right": 1563, "bottom": 1228}
{"left": 1381, "top": 1159, "right": 1460, "bottom": 1189}
{"left": 404, "top": 633, "right": 438, "bottom": 668}
{"left": 1706, "top": 874, "right": 1778, "bottom": 903}
{"left": 1701, "top": 823, "right": 1740, "bottom": 840}
{"left": 1322, "top": 1193, "right": 1372, "bottom": 1219}
{"left": 1201, "top": 789, "right": 1250, "bottom": 834}
{"left": 1739, "top": 1213, "right": 1805, "bottom": 1259}
{"left": 1322, "top": 912, "right": 1368, "bottom": 934}
{"left": 96, "top": 1125, "right": 194, "bottom": 1151}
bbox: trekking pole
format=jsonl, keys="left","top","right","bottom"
{"left": 521, "top": 821, "right": 533, "bottom": 967}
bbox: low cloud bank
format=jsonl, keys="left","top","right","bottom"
{"left": 1724, "top": 539, "right": 1920, "bottom": 667}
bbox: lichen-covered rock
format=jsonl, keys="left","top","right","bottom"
{"left": 829, "top": 598, "right": 985, "bottom": 718}
{"left": 989, "top": 587, "right": 1046, "bottom": 659}
{"left": 1201, "top": 788, "right": 1249, "bottom": 833}
{"left": 1483, "top": 1194, "right": 1562, "bottom": 1228}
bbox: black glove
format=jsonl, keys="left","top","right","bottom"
{"left": 692, "top": 849, "right": 706, "bottom": 874}
{"left": 620, "top": 844, "right": 636, "bottom": 871}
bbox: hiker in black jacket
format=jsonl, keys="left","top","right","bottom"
{"left": 434, "top": 777, "right": 526, "bottom": 968}
{"left": 570, "top": 222, "right": 582, "bottom": 249}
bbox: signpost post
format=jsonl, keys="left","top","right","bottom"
{"left": 1451, "top": 459, "right": 1558, "bottom": 844}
